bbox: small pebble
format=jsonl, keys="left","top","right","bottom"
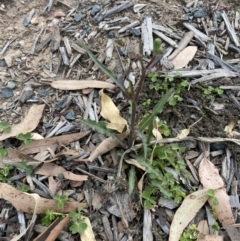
{"left": 90, "top": 5, "right": 101, "bottom": 16}
{"left": 193, "top": 8, "right": 208, "bottom": 18}
{"left": 74, "top": 13, "right": 82, "bottom": 22}
{"left": 7, "top": 81, "right": 16, "bottom": 89}
{"left": 107, "top": 31, "right": 115, "bottom": 39}
{"left": 129, "top": 28, "right": 141, "bottom": 37}
{"left": 54, "top": 11, "right": 66, "bottom": 18}
{"left": 23, "top": 17, "right": 29, "bottom": 27}
{"left": 65, "top": 110, "right": 75, "bottom": 121}
{"left": 38, "top": 89, "right": 47, "bottom": 97}
{"left": 1, "top": 88, "right": 13, "bottom": 98}
{"left": 0, "top": 60, "right": 7, "bottom": 67}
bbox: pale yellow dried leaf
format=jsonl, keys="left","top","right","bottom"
{"left": 80, "top": 217, "right": 96, "bottom": 241}
{"left": 80, "top": 129, "right": 129, "bottom": 162}
{"left": 199, "top": 156, "right": 234, "bottom": 226}
{"left": 0, "top": 183, "right": 87, "bottom": 214}
{"left": 169, "top": 189, "right": 209, "bottom": 241}
{"left": 177, "top": 128, "right": 190, "bottom": 138}
{"left": 172, "top": 46, "right": 198, "bottom": 69}
{"left": 125, "top": 159, "right": 146, "bottom": 171}
{"left": 31, "top": 133, "right": 44, "bottom": 140}
{"left": 11, "top": 193, "right": 40, "bottom": 241}
{"left": 224, "top": 119, "right": 236, "bottom": 137}
{"left": 35, "top": 163, "right": 88, "bottom": 182}
{"left": 48, "top": 176, "right": 61, "bottom": 196}
{"left": 152, "top": 117, "right": 163, "bottom": 141}
{"left": 0, "top": 104, "right": 45, "bottom": 141}
{"left": 197, "top": 235, "right": 223, "bottom": 241}
{"left": 99, "top": 89, "right": 127, "bottom": 133}
{"left": 51, "top": 80, "right": 115, "bottom": 90}
{"left": 138, "top": 173, "right": 146, "bottom": 206}
{"left": 197, "top": 220, "right": 209, "bottom": 235}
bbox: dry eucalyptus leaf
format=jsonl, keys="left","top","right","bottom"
{"left": 80, "top": 217, "right": 96, "bottom": 241}
{"left": 177, "top": 118, "right": 202, "bottom": 138}
{"left": 0, "top": 148, "right": 40, "bottom": 168}
{"left": 99, "top": 89, "right": 127, "bottom": 133}
{"left": 0, "top": 183, "right": 87, "bottom": 214}
{"left": 19, "top": 131, "right": 90, "bottom": 154}
{"left": 80, "top": 129, "right": 129, "bottom": 162}
{"left": 11, "top": 193, "right": 40, "bottom": 241}
{"left": 172, "top": 46, "right": 198, "bottom": 69}
{"left": 169, "top": 189, "right": 209, "bottom": 241}
{"left": 125, "top": 159, "right": 146, "bottom": 171}
{"left": 35, "top": 163, "right": 88, "bottom": 182}
{"left": 198, "top": 235, "right": 223, "bottom": 241}
{"left": 0, "top": 104, "right": 45, "bottom": 141}
{"left": 51, "top": 80, "right": 115, "bottom": 90}
{"left": 197, "top": 220, "right": 209, "bottom": 235}
{"left": 199, "top": 156, "right": 234, "bottom": 226}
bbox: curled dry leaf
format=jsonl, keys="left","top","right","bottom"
{"left": 177, "top": 118, "right": 202, "bottom": 138}
{"left": 80, "top": 217, "right": 96, "bottom": 241}
{"left": 35, "top": 163, "right": 88, "bottom": 182}
{"left": 169, "top": 189, "right": 209, "bottom": 241}
{"left": 99, "top": 89, "right": 127, "bottom": 133}
{"left": 199, "top": 155, "right": 234, "bottom": 226}
{"left": 19, "top": 131, "right": 90, "bottom": 154}
{"left": 51, "top": 80, "right": 115, "bottom": 90}
{"left": 224, "top": 119, "right": 236, "bottom": 137}
{"left": 0, "top": 183, "right": 87, "bottom": 214}
{"left": 80, "top": 129, "right": 129, "bottom": 162}
{"left": 0, "top": 104, "right": 45, "bottom": 141}
{"left": 125, "top": 159, "right": 146, "bottom": 171}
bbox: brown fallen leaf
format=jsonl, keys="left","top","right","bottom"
{"left": 224, "top": 119, "right": 236, "bottom": 137}
{"left": 19, "top": 131, "right": 90, "bottom": 154}
{"left": 169, "top": 189, "right": 209, "bottom": 241}
{"left": 45, "top": 215, "right": 70, "bottom": 241}
{"left": 79, "top": 129, "right": 129, "bottom": 162}
{"left": 0, "top": 104, "right": 45, "bottom": 141}
{"left": 199, "top": 155, "right": 234, "bottom": 227}
{"left": 48, "top": 176, "right": 61, "bottom": 196}
{"left": 99, "top": 90, "right": 127, "bottom": 133}
{"left": 0, "top": 148, "right": 40, "bottom": 168}
{"left": 172, "top": 46, "right": 198, "bottom": 69}
{"left": 35, "top": 163, "right": 88, "bottom": 182}
{"left": 0, "top": 183, "right": 87, "bottom": 214}
{"left": 51, "top": 80, "right": 115, "bottom": 90}
{"left": 197, "top": 220, "right": 209, "bottom": 235}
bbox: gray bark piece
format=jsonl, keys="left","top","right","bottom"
{"left": 222, "top": 11, "right": 240, "bottom": 47}
{"left": 102, "top": 215, "right": 114, "bottom": 241}
{"left": 143, "top": 208, "right": 153, "bottom": 241}
{"left": 94, "top": 2, "right": 134, "bottom": 22}
{"left": 183, "top": 22, "right": 211, "bottom": 42}
{"left": 118, "top": 20, "right": 140, "bottom": 33}
{"left": 141, "top": 17, "right": 153, "bottom": 56}
{"left": 153, "top": 30, "right": 178, "bottom": 48}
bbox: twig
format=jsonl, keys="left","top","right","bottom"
{"left": 0, "top": 37, "right": 17, "bottom": 56}
{"left": 30, "top": 28, "right": 44, "bottom": 55}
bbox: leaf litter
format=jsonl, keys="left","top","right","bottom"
{"left": 0, "top": 0, "right": 240, "bottom": 240}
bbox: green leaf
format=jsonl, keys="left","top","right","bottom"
{"left": 128, "top": 166, "right": 136, "bottom": 195}
{"left": 0, "top": 149, "right": 8, "bottom": 157}
{"left": 153, "top": 38, "right": 162, "bottom": 54}
{"left": 135, "top": 130, "right": 147, "bottom": 160}
{"left": 139, "top": 89, "right": 174, "bottom": 132}
{"left": 17, "top": 133, "right": 25, "bottom": 140}
{"left": 70, "top": 221, "right": 87, "bottom": 234}
{"left": 81, "top": 41, "right": 125, "bottom": 92}
{"left": 207, "top": 189, "right": 215, "bottom": 197}
{"left": 82, "top": 120, "right": 126, "bottom": 147}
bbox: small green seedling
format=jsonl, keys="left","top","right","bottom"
{"left": 207, "top": 189, "right": 219, "bottom": 206}
{"left": 17, "top": 132, "right": 32, "bottom": 145}
{"left": 203, "top": 86, "right": 223, "bottom": 97}
{"left": 180, "top": 224, "right": 202, "bottom": 241}
{"left": 0, "top": 148, "right": 8, "bottom": 157}
{"left": 157, "top": 120, "right": 170, "bottom": 137}
{"left": 0, "top": 121, "right": 11, "bottom": 133}
{"left": 18, "top": 184, "right": 30, "bottom": 192}
{"left": 18, "top": 161, "right": 33, "bottom": 175}
{"left": 54, "top": 194, "right": 68, "bottom": 209}
{"left": 0, "top": 164, "right": 13, "bottom": 182}
{"left": 211, "top": 221, "right": 220, "bottom": 231}
{"left": 41, "top": 210, "right": 64, "bottom": 226}
{"left": 69, "top": 207, "right": 87, "bottom": 234}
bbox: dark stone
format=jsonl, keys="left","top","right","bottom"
{"left": 65, "top": 110, "right": 75, "bottom": 121}
{"left": 107, "top": 31, "right": 115, "bottom": 39}
{"left": 74, "top": 13, "right": 82, "bottom": 22}
{"left": 210, "top": 142, "right": 226, "bottom": 151}
{"left": 183, "top": 7, "right": 190, "bottom": 13}
{"left": 44, "top": 123, "right": 52, "bottom": 129}
{"left": 1, "top": 88, "right": 13, "bottom": 98}
{"left": 38, "top": 89, "right": 47, "bottom": 97}
{"left": 23, "top": 17, "right": 29, "bottom": 27}
{"left": 0, "top": 60, "right": 7, "bottom": 67}
{"left": 193, "top": 8, "right": 208, "bottom": 18}
{"left": 90, "top": 5, "right": 101, "bottom": 16}
{"left": 129, "top": 28, "right": 141, "bottom": 37}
